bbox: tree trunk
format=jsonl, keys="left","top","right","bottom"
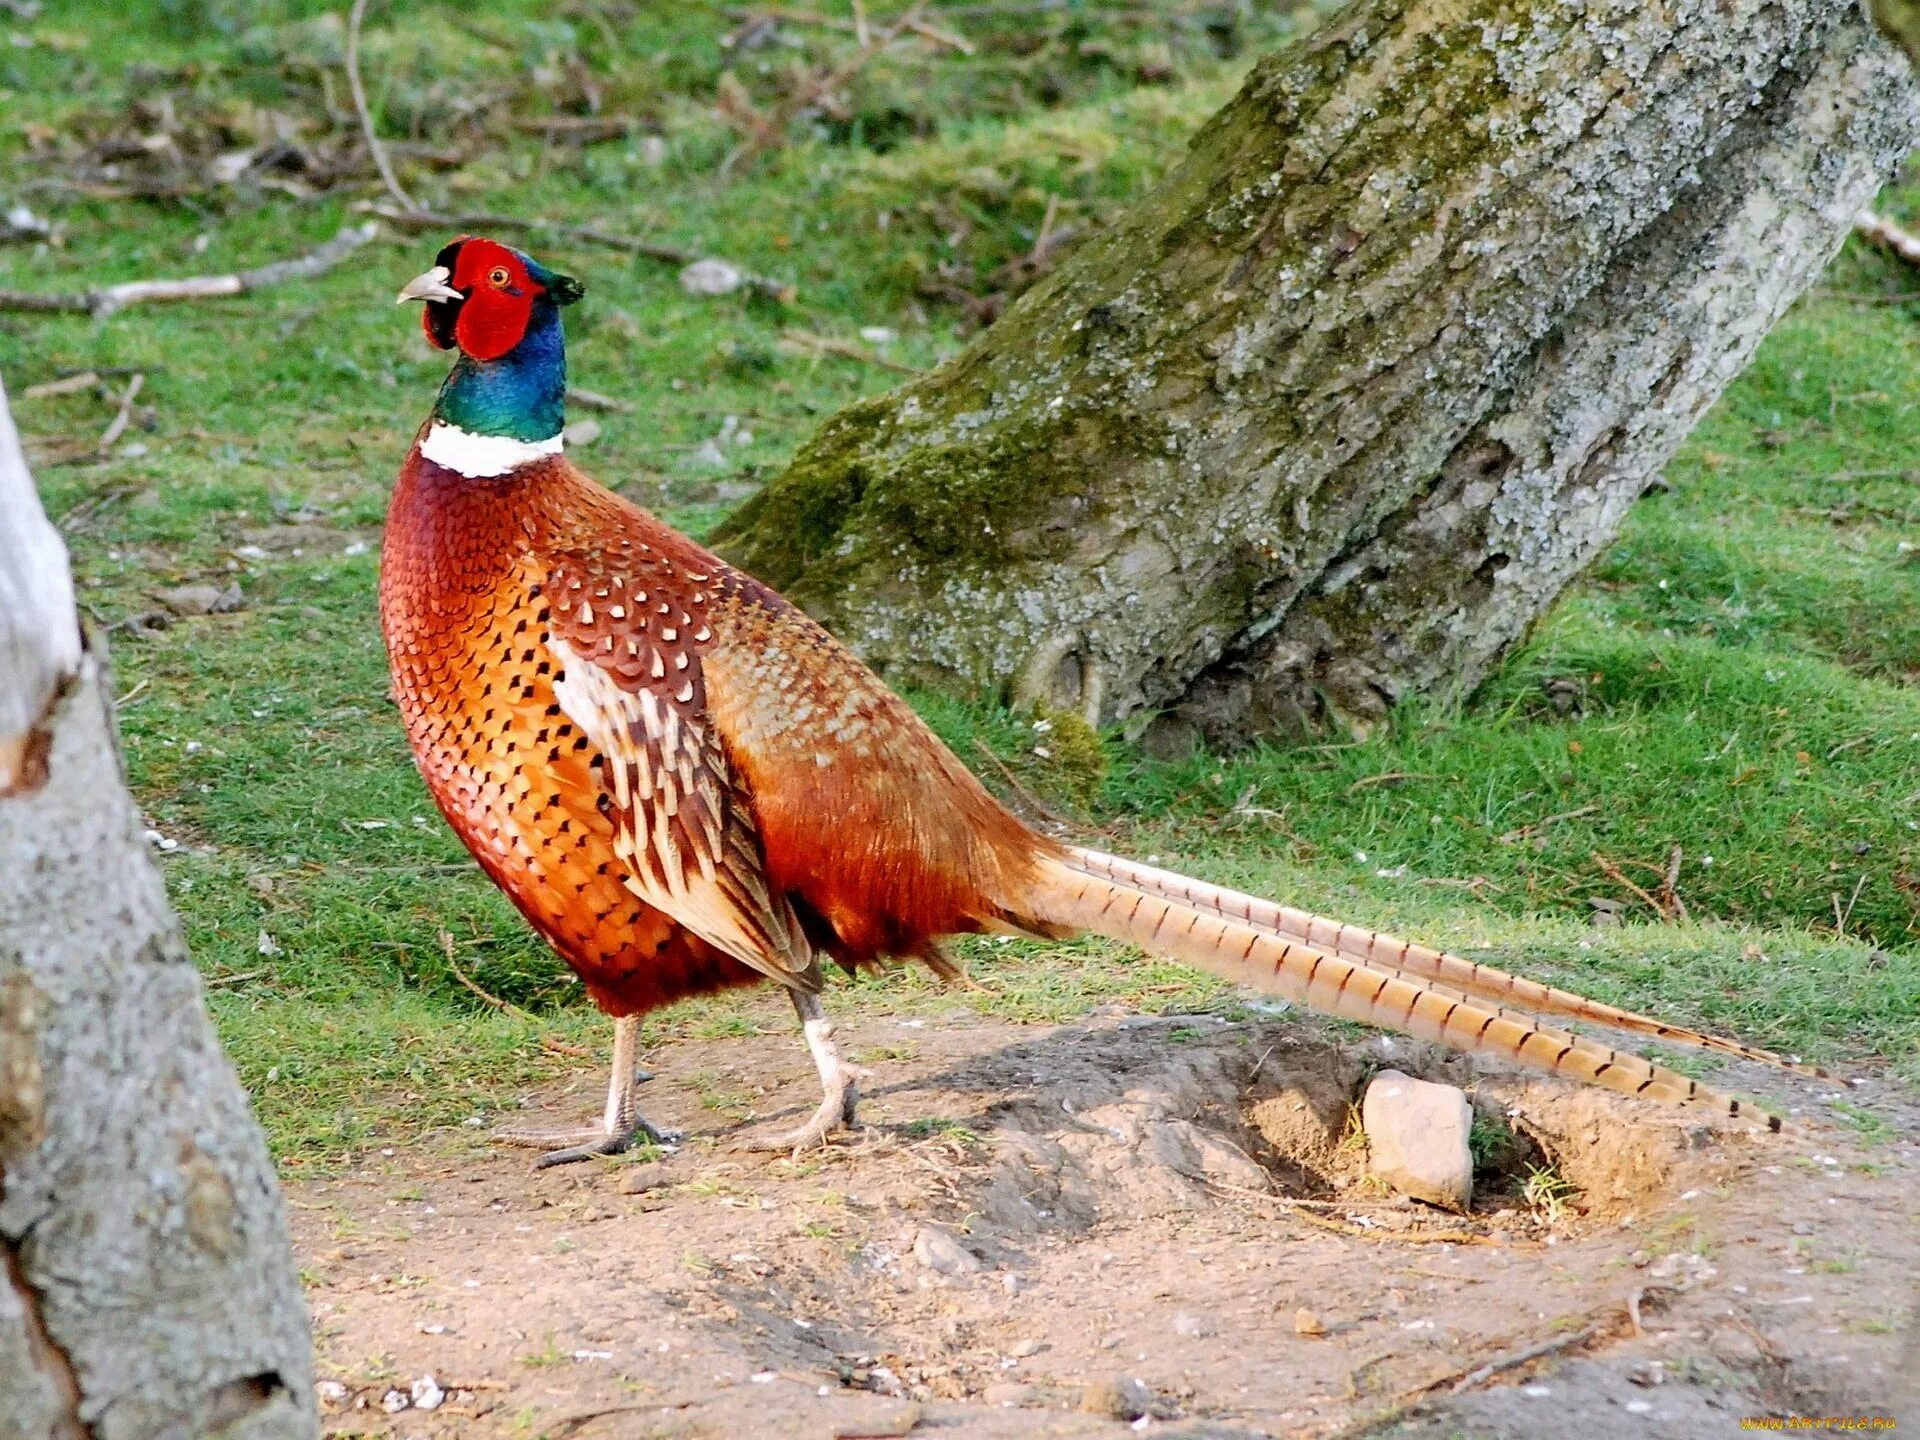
{"left": 717, "top": 0, "right": 1919, "bottom": 750}
{"left": 0, "top": 377, "right": 316, "bottom": 1438}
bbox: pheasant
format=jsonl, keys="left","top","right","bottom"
{"left": 383, "top": 236, "right": 1816, "bottom": 1167}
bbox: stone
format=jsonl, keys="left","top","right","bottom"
{"left": 1361, "top": 1069, "right": 1474, "bottom": 1211}
{"left": 156, "top": 582, "right": 243, "bottom": 616}
{"left": 984, "top": 1382, "right": 1038, "bottom": 1407}
{"left": 1079, "top": 1375, "right": 1152, "bottom": 1420}
{"left": 678, "top": 258, "right": 745, "bottom": 297}
{"left": 1293, "top": 1308, "right": 1325, "bottom": 1338}
{"left": 912, "top": 1224, "right": 982, "bottom": 1275}
{"left": 619, "top": 1162, "right": 671, "bottom": 1195}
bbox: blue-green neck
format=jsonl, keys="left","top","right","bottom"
{"left": 434, "top": 307, "right": 566, "bottom": 441}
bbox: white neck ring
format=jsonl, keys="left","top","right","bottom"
{"left": 420, "top": 420, "right": 563, "bottom": 478}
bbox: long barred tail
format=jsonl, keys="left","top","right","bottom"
{"left": 1064, "top": 846, "right": 1829, "bottom": 1082}
{"left": 1019, "top": 854, "right": 1782, "bottom": 1130}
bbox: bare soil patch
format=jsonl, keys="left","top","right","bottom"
{"left": 294, "top": 997, "right": 1919, "bottom": 1438}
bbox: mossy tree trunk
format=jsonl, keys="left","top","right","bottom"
{"left": 718, "top": 0, "right": 1919, "bottom": 750}
{"left": 0, "top": 376, "right": 317, "bottom": 1438}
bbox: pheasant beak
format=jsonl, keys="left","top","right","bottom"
{"left": 395, "top": 265, "right": 463, "bottom": 305}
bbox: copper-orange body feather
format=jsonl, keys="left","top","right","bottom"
{"left": 381, "top": 446, "right": 1047, "bottom": 1017}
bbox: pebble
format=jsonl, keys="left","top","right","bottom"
{"left": 1293, "top": 1308, "right": 1326, "bottom": 1338}
{"left": 620, "top": 1163, "right": 672, "bottom": 1195}
{"left": 984, "top": 1382, "right": 1038, "bottom": 1407}
{"left": 833, "top": 1402, "right": 919, "bottom": 1439}
{"left": 679, "top": 258, "right": 745, "bottom": 296}
{"left": 1171, "top": 1311, "right": 1213, "bottom": 1338}
{"left": 1010, "top": 1338, "right": 1044, "bottom": 1358}
{"left": 1361, "top": 1070, "right": 1474, "bottom": 1211}
{"left": 564, "top": 418, "right": 602, "bottom": 447}
{"left": 157, "top": 582, "right": 244, "bottom": 617}
{"left": 913, "top": 1224, "right": 982, "bottom": 1275}
{"left": 1080, "top": 1375, "right": 1152, "bottom": 1421}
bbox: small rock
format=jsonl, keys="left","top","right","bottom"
{"left": 1171, "top": 1311, "right": 1213, "bottom": 1338}
{"left": 1080, "top": 1375, "right": 1152, "bottom": 1421}
{"left": 637, "top": 135, "right": 669, "bottom": 167}
{"left": 984, "top": 1382, "right": 1037, "bottom": 1407}
{"left": 564, "top": 418, "right": 602, "bottom": 448}
{"left": 1293, "top": 1308, "right": 1326, "bottom": 1338}
{"left": 683, "top": 438, "right": 730, "bottom": 471}
{"left": 912, "top": 1224, "right": 982, "bottom": 1276}
{"left": 1587, "top": 896, "right": 1626, "bottom": 913}
{"left": 380, "top": 1388, "right": 409, "bottom": 1414}
{"left": 620, "top": 1162, "right": 671, "bottom": 1195}
{"left": 1009, "top": 1337, "right": 1044, "bottom": 1358}
{"left": 833, "top": 1402, "right": 919, "bottom": 1438}
{"left": 409, "top": 1375, "right": 444, "bottom": 1411}
{"left": 1362, "top": 1070, "right": 1474, "bottom": 1211}
{"left": 157, "top": 582, "right": 244, "bottom": 617}
{"left": 315, "top": 1380, "right": 348, "bottom": 1408}
{"left": 679, "top": 258, "right": 745, "bottom": 297}
{"left": 1001, "top": 1273, "right": 1025, "bottom": 1296}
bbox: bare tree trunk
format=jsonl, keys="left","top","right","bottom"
{"left": 0, "top": 377, "right": 316, "bottom": 1438}
{"left": 718, "top": 0, "right": 1919, "bottom": 749}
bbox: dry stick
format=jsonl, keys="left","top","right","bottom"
{"left": 345, "top": 0, "right": 418, "bottom": 213}
{"left": 1592, "top": 850, "right": 1671, "bottom": 920}
{"left": 780, "top": 326, "right": 920, "bottom": 374}
{"left": 22, "top": 372, "right": 101, "bottom": 399}
{"left": 971, "top": 738, "right": 1073, "bottom": 828}
{"left": 1495, "top": 803, "right": 1599, "bottom": 844}
{"left": 1658, "top": 844, "right": 1690, "bottom": 923}
{"left": 720, "top": 3, "right": 927, "bottom": 176}
{"left": 437, "top": 927, "right": 538, "bottom": 1023}
{"left": 569, "top": 386, "right": 634, "bottom": 414}
{"left": 1345, "top": 770, "right": 1442, "bottom": 795}
{"left": 1441, "top": 1321, "right": 1613, "bottom": 1395}
{"left": 1855, "top": 209, "right": 1920, "bottom": 268}
{"left": 95, "top": 373, "right": 144, "bottom": 453}
{"left": 0, "top": 224, "right": 379, "bottom": 319}
{"left": 359, "top": 202, "right": 796, "bottom": 302}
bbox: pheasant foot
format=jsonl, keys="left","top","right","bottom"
{"left": 740, "top": 989, "right": 866, "bottom": 1155}
{"left": 495, "top": 1015, "right": 681, "bottom": 1168}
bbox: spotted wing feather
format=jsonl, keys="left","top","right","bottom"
{"left": 545, "top": 546, "right": 817, "bottom": 990}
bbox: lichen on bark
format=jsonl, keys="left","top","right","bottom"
{"left": 717, "top": 0, "right": 1920, "bottom": 746}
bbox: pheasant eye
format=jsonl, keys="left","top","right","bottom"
{"left": 488, "top": 266, "right": 511, "bottom": 287}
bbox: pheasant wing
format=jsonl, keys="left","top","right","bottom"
{"left": 544, "top": 548, "right": 817, "bottom": 990}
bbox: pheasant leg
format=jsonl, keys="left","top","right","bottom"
{"left": 495, "top": 1015, "right": 680, "bottom": 1168}
{"left": 742, "top": 989, "right": 864, "bottom": 1153}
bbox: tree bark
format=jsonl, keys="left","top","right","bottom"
{"left": 0, "top": 377, "right": 316, "bottom": 1438}
{"left": 717, "top": 0, "right": 1920, "bottom": 749}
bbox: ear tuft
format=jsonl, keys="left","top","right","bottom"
{"left": 550, "top": 273, "right": 586, "bottom": 306}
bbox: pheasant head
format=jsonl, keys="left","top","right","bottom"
{"left": 395, "top": 236, "right": 586, "bottom": 476}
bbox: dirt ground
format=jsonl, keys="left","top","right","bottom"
{"left": 294, "top": 996, "right": 1920, "bottom": 1439}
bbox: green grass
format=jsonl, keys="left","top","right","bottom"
{"left": 1, "top": 1, "right": 1916, "bottom": 1167}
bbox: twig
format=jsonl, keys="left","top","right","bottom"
{"left": 971, "top": 738, "right": 1073, "bottom": 828}
{"left": 205, "top": 970, "right": 264, "bottom": 988}
{"left": 720, "top": 4, "right": 927, "bottom": 176}
{"left": 346, "top": 0, "right": 418, "bottom": 213}
{"left": 112, "top": 676, "right": 152, "bottom": 709}
{"left": 1495, "top": 803, "right": 1598, "bottom": 844}
{"left": 96, "top": 373, "right": 144, "bottom": 453}
{"left": 1657, "top": 844, "right": 1689, "bottom": 924}
{"left": 1435, "top": 1319, "right": 1614, "bottom": 1395}
{"left": 540, "top": 1035, "right": 594, "bottom": 1059}
{"left": 779, "top": 326, "right": 920, "bottom": 374}
{"left": 569, "top": 386, "right": 634, "bottom": 414}
{"left": 0, "top": 224, "right": 378, "bottom": 319}
{"left": 1832, "top": 872, "right": 1868, "bottom": 938}
{"left": 1855, "top": 209, "right": 1920, "bottom": 269}
{"left": 22, "top": 372, "right": 102, "bottom": 399}
{"left": 1345, "top": 771, "right": 1441, "bottom": 795}
{"left": 1592, "top": 851, "right": 1671, "bottom": 920}
{"left": 438, "top": 928, "right": 538, "bottom": 1022}
{"left": 359, "top": 202, "right": 795, "bottom": 302}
